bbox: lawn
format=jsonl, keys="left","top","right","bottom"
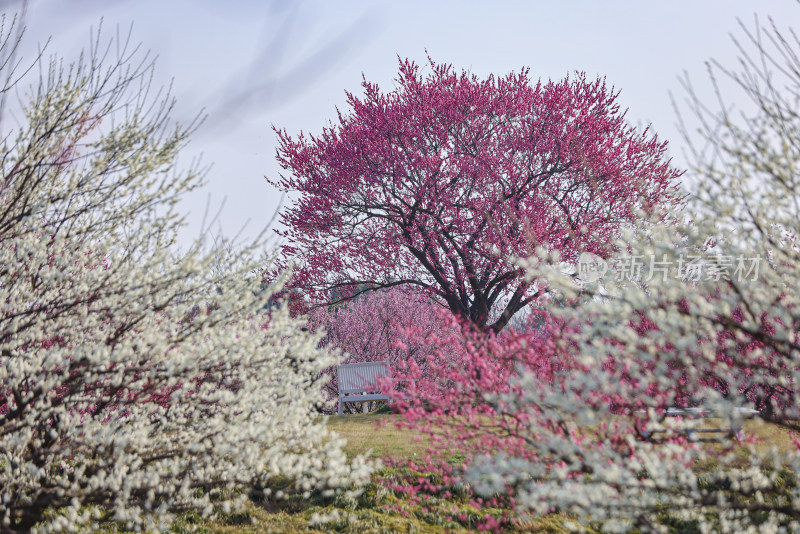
{"left": 325, "top": 413, "right": 432, "bottom": 459}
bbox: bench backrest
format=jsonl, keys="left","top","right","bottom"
{"left": 337, "top": 361, "right": 390, "bottom": 395}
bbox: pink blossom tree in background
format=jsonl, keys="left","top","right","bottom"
{"left": 268, "top": 58, "right": 683, "bottom": 333}
{"left": 307, "top": 287, "right": 461, "bottom": 412}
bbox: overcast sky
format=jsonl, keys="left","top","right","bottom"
{"left": 6, "top": 0, "right": 798, "bottom": 249}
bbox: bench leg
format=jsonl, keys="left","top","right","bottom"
{"left": 338, "top": 398, "right": 343, "bottom": 415}
{"left": 363, "top": 401, "right": 368, "bottom": 414}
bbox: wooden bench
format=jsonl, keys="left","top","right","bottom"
{"left": 643, "top": 406, "right": 759, "bottom": 441}
{"left": 336, "top": 361, "right": 391, "bottom": 415}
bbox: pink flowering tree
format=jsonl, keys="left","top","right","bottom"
{"left": 269, "top": 57, "right": 683, "bottom": 332}
{"left": 307, "top": 287, "right": 461, "bottom": 412}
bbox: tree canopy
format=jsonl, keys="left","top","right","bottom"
{"left": 270, "top": 58, "right": 683, "bottom": 332}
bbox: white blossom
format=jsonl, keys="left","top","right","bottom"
{"left": 0, "top": 17, "right": 374, "bottom": 532}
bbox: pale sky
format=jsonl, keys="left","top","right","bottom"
{"left": 7, "top": 0, "right": 799, "bottom": 250}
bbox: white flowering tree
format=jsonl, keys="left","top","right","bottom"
{"left": 0, "top": 18, "right": 372, "bottom": 532}
{"left": 458, "top": 13, "right": 800, "bottom": 533}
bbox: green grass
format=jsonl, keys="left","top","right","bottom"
{"left": 325, "top": 413, "right": 432, "bottom": 459}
